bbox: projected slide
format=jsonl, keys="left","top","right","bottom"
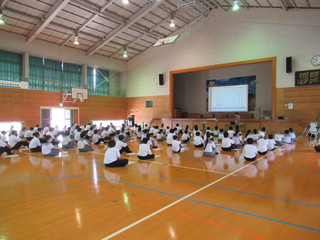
{"left": 208, "top": 85, "right": 248, "bottom": 112}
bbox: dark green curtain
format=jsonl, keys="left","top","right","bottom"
{"left": 0, "top": 50, "right": 22, "bottom": 81}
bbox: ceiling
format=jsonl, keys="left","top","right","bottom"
{"left": 0, "top": 0, "right": 319, "bottom": 61}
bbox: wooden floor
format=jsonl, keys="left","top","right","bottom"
{"left": 0, "top": 137, "right": 320, "bottom": 240}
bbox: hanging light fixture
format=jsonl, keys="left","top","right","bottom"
{"left": 123, "top": 48, "right": 128, "bottom": 58}
{"left": 232, "top": 0, "right": 240, "bottom": 11}
{"left": 0, "top": 10, "right": 5, "bottom": 25}
{"left": 169, "top": 16, "right": 175, "bottom": 28}
{"left": 122, "top": 0, "right": 129, "bottom": 4}
{"left": 73, "top": 34, "right": 79, "bottom": 45}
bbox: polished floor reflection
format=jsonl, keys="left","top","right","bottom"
{"left": 0, "top": 137, "right": 319, "bottom": 240}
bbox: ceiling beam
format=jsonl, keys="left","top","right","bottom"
{"left": 279, "top": 0, "right": 288, "bottom": 11}
{"left": 27, "top": 0, "right": 70, "bottom": 43}
{"left": 86, "top": 0, "right": 164, "bottom": 56}
{"left": 0, "top": 0, "right": 10, "bottom": 9}
{"left": 61, "top": 0, "right": 115, "bottom": 46}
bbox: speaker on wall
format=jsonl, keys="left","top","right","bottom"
{"left": 286, "top": 56, "right": 292, "bottom": 73}
{"left": 159, "top": 74, "right": 164, "bottom": 85}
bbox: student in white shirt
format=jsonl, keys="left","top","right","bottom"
{"left": 0, "top": 139, "right": 14, "bottom": 156}
{"left": 24, "top": 127, "right": 34, "bottom": 141}
{"left": 203, "top": 132, "right": 217, "bottom": 157}
{"left": 147, "top": 134, "right": 157, "bottom": 149}
{"left": 61, "top": 131, "right": 75, "bottom": 149}
{"left": 19, "top": 127, "right": 26, "bottom": 138}
{"left": 258, "top": 127, "right": 267, "bottom": 139}
{"left": 221, "top": 132, "right": 235, "bottom": 151}
{"left": 172, "top": 135, "right": 182, "bottom": 153}
{"left": 8, "top": 130, "right": 28, "bottom": 149}
{"left": 194, "top": 131, "right": 204, "bottom": 148}
{"left": 232, "top": 131, "right": 243, "bottom": 148}
{"left": 283, "top": 130, "right": 292, "bottom": 144}
{"left": 267, "top": 134, "right": 276, "bottom": 151}
{"left": 257, "top": 136, "right": 268, "bottom": 155}
{"left": 104, "top": 140, "right": 128, "bottom": 167}
{"left": 275, "top": 132, "right": 284, "bottom": 146}
{"left": 137, "top": 138, "right": 155, "bottom": 160}
{"left": 156, "top": 129, "right": 164, "bottom": 142}
{"left": 29, "top": 132, "right": 42, "bottom": 152}
{"left": 193, "top": 125, "right": 201, "bottom": 137}
{"left": 42, "top": 135, "right": 61, "bottom": 157}
{"left": 213, "top": 126, "right": 219, "bottom": 137}
{"left": 243, "top": 138, "right": 258, "bottom": 161}
{"left": 181, "top": 130, "right": 190, "bottom": 143}
{"left": 227, "top": 127, "right": 235, "bottom": 138}
{"left": 77, "top": 132, "right": 93, "bottom": 152}
{"left": 289, "top": 128, "right": 296, "bottom": 142}
{"left": 218, "top": 128, "right": 224, "bottom": 143}
{"left": 1, "top": 131, "right": 8, "bottom": 143}
{"left": 166, "top": 129, "right": 175, "bottom": 146}
{"left": 252, "top": 129, "right": 260, "bottom": 142}
{"left": 92, "top": 130, "right": 104, "bottom": 145}
{"left": 74, "top": 127, "right": 82, "bottom": 142}
{"left": 115, "top": 135, "right": 132, "bottom": 154}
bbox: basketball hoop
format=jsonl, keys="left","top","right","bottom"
{"left": 78, "top": 95, "right": 84, "bottom": 102}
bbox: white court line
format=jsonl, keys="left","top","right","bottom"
{"left": 101, "top": 142, "right": 290, "bottom": 240}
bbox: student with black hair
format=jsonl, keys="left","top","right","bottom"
{"left": 116, "top": 135, "right": 132, "bottom": 153}
{"left": 243, "top": 138, "right": 258, "bottom": 161}
{"left": 92, "top": 129, "right": 104, "bottom": 145}
{"left": 61, "top": 131, "right": 75, "bottom": 149}
{"left": 0, "top": 139, "right": 14, "bottom": 156}
{"left": 181, "top": 130, "right": 190, "bottom": 143}
{"left": 8, "top": 130, "right": 28, "bottom": 150}
{"left": 194, "top": 131, "right": 204, "bottom": 148}
{"left": 221, "top": 132, "right": 235, "bottom": 151}
{"left": 42, "top": 135, "right": 61, "bottom": 157}
{"left": 104, "top": 140, "right": 128, "bottom": 167}
{"left": 29, "top": 132, "right": 42, "bottom": 152}
{"left": 77, "top": 131, "right": 93, "bottom": 152}
{"left": 267, "top": 134, "right": 276, "bottom": 151}
{"left": 172, "top": 135, "right": 182, "bottom": 153}
{"left": 137, "top": 138, "right": 155, "bottom": 160}
{"left": 203, "top": 132, "right": 217, "bottom": 157}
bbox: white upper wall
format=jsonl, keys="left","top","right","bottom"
{"left": 0, "top": 31, "right": 126, "bottom": 73}
{"left": 126, "top": 8, "right": 320, "bottom": 97}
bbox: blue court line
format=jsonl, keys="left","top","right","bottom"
{"left": 77, "top": 159, "right": 320, "bottom": 208}
{"left": 96, "top": 174, "right": 320, "bottom": 233}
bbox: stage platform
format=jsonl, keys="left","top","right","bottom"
{"left": 153, "top": 118, "right": 306, "bottom": 133}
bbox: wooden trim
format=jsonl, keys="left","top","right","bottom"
{"left": 169, "top": 57, "right": 277, "bottom": 118}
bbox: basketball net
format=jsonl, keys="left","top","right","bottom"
{"left": 78, "top": 96, "right": 84, "bottom": 102}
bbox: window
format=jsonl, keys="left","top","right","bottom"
{"left": 87, "top": 67, "right": 109, "bottom": 96}
{"left": 146, "top": 100, "right": 153, "bottom": 108}
{"left": 0, "top": 50, "right": 22, "bottom": 81}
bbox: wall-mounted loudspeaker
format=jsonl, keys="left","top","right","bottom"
{"left": 286, "top": 56, "right": 292, "bottom": 73}
{"left": 159, "top": 74, "right": 164, "bottom": 85}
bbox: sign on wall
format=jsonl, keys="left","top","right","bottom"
{"left": 295, "top": 69, "right": 320, "bottom": 86}
{"left": 0, "top": 80, "right": 29, "bottom": 89}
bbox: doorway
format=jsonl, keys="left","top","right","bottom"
{"left": 41, "top": 107, "right": 78, "bottom": 130}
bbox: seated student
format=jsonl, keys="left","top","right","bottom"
{"left": 203, "top": 132, "right": 217, "bottom": 157}
{"left": 252, "top": 129, "right": 260, "bottom": 142}
{"left": 213, "top": 126, "right": 219, "bottom": 138}
{"left": 243, "top": 138, "right": 258, "bottom": 161}
{"left": 0, "top": 139, "right": 15, "bottom": 156}
{"left": 166, "top": 129, "right": 175, "bottom": 146}
{"left": 172, "top": 135, "right": 182, "bottom": 153}
{"left": 283, "top": 130, "right": 292, "bottom": 144}
{"left": 24, "top": 127, "right": 34, "bottom": 141}
{"left": 175, "top": 123, "right": 182, "bottom": 135}
{"left": 165, "top": 126, "right": 171, "bottom": 137}
{"left": 1, "top": 131, "right": 8, "bottom": 143}
{"left": 217, "top": 128, "right": 224, "bottom": 143}
{"left": 104, "top": 140, "right": 128, "bottom": 167}
{"left": 115, "top": 135, "right": 132, "bottom": 154}
{"left": 314, "top": 138, "right": 320, "bottom": 152}
{"left": 8, "top": 130, "right": 28, "bottom": 150}
{"left": 257, "top": 136, "right": 268, "bottom": 155}
{"left": 153, "top": 126, "right": 160, "bottom": 138}
{"left": 29, "top": 132, "right": 42, "bottom": 152}
{"left": 19, "top": 127, "right": 26, "bottom": 138}
{"left": 274, "top": 132, "right": 284, "bottom": 146}
{"left": 289, "top": 128, "right": 296, "bottom": 142}
{"left": 221, "top": 132, "right": 235, "bottom": 151}
{"left": 147, "top": 134, "right": 157, "bottom": 149}
{"left": 194, "top": 131, "right": 204, "bottom": 148}
{"left": 74, "top": 127, "right": 82, "bottom": 142}
{"left": 244, "top": 129, "right": 253, "bottom": 144}
{"left": 61, "top": 131, "right": 75, "bottom": 149}
{"left": 193, "top": 125, "right": 201, "bottom": 137}
{"left": 137, "top": 138, "right": 155, "bottom": 160}
{"left": 181, "top": 130, "right": 190, "bottom": 143}
{"left": 46, "top": 127, "right": 60, "bottom": 145}
{"left": 267, "top": 134, "right": 276, "bottom": 151}
{"left": 156, "top": 129, "right": 164, "bottom": 142}
{"left": 227, "top": 126, "right": 235, "bottom": 138}
{"left": 77, "top": 132, "right": 94, "bottom": 152}
{"left": 42, "top": 135, "right": 61, "bottom": 157}
{"left": 259, "top": 127, "right": 267, "bottom": 139}
{"left": 232, "top": 131, "right": 243, "bottom": 148}
{"left": 92, "top": 130, "right": 104, "bottom": 145}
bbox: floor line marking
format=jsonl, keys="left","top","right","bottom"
{"left": 101, "top": 144, "right": 287, "bottom": 240}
